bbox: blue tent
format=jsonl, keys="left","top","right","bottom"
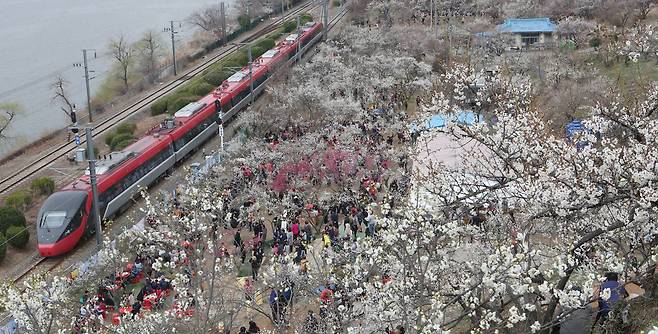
{"left": 412, "top": 111, "right": 483, "bottom": 132}
{"left": 427, "top": 114, "right": 446, "bottom": 128}
{"left": 457, "top": 111, "right": 484, "bottom": 125}
{"left": 565, "top": 120, "right": 590, "bottom": 150}
{"left": 565, "top": 120, "right": 584, "bottom": 138}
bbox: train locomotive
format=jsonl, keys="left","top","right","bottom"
{"left": 37, "top": 22, "right": 324, "bottom": 257}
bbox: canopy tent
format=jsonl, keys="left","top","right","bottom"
{"left": 412, "top": 111, "right": 484, "bottom": 132}
{"left": 565, "top": 120, "right": 584, "bottom": 138}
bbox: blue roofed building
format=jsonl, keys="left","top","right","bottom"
{"left": 498, "top": 18, "right": 556, "bottom": 49}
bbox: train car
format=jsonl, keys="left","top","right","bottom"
{"left": 300, "top": 22, "right": 323, "bottom": 47}
{"left": 97, "top": 134, "right": 174, "bottom": 220}
{"left": 37, "top": 134, "right": 174, "bottom": 256}
{"left": 36, "top": 188, "right": 93, "bottom": 257}
{"left": 36, "top": 19, "right": 326, "bottom": 257}
{"left": 259, "top": 47, "right": 289, "bottom": 73}
{"left": 169, "top": 96, "right": 220, "bottom": 160}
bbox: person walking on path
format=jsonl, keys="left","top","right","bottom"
{"left": 592, "top": 272, "right": 628, "bottom": 331}
{"left": 248, "top": 320, "right": 260, "bottom": 333}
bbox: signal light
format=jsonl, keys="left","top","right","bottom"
{"left": 70, "top": 109, "right": 79, "bottom": 133}
{"left": 215, "top": 100, "right": 223, "bottom": 125}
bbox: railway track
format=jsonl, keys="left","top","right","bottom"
{"left": 0, "top": 0, "right": 318, "bottom": 196}
{"left": 12, "top": 255, "right": 65, "bottom": 283}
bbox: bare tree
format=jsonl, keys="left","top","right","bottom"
{"left": 235, "top": 0, "right": 269, "bottom": 19}
{"left": 136, "top": 30, "right": 163, "bottom": 83}
{"left": 51, "top": 76, "right": 76, "bottom": 119}
{"left": 188, "top": 4, "right": 226, "bottom": 37}
{"left": 0, "top": 102, "right": 20, "bottom": 140}
{"left": 636, "top": 0, "right": 658, "bottom": 20}
{"left": 556, "top": 16, "right": 598, "bottom": 49}
{"left": 108, "top": 34, "right": 134, "bottom": 91}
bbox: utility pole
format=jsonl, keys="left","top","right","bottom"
{"left": 68, "top": 118, "right": 103, "bottom": 249}
{"left": 296, "top": 15, "right": 301, "bottom": 62}
{"left": 281, "top": 0, "right": 286, "bottom": 25}
{"left": 220, "top": 2, "right": 227, "bottom": 43}
{"left": 164, "top": 21, "right": 179, "bottom": 76}
{"left": 85, "top": 126, "right": 103, "bottom": 249}
{"left": 170, "top": 20, "right": 177, "bottom": 76}
{"left": 82, "top": 50, "right": 93, "bottom": 123}
{"left": 430, "top": 0, "right": 434, "bottom": 32}
{"left": 248, "top": 44, "right": 254, "bottom": 104}
{"left": 74, "top": 49, "right": 96, "bottom": 123}
{"left": 323, "top": 0, "right": 329, "bottom": 39}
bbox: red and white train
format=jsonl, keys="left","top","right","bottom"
{"left": 37, "top": 22, "right": 324, "bottom": 257}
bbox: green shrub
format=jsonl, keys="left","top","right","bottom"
{"left": 204, "top": 70, "right": 229, "bottom": 86}
{"left": 227, "top": 52, "right": 249, "bottom": 66}
{"left": 333, "top": 0, "right": 341, "bottom": 6}
{"left": 0, "top": 206, "right": 26, "bottom": 235}
{"left": 255, "top": 38, "right": 275, "bottom": 51}
{"left": 0, "top": 234, "right": 6, "bottom": 263}
{"left": 109, "top": 133, "right": 134, "bottom": 150}
{"left": 30, "top": 177, "right": 55, "bottom": 196}
{"left": 301, "top": 13, "right": 313, "bottom": 23}
{"left": 151, "top": 99, "right": 169, "bottom": 116}
{"left": 169, "top": 96, "right": 200, "bottom": 114}
{"left": 3, "top": 190, "right": 32, "bottom": 212}
{"left": 116, "top": 122, "right": 137, "bottom": 135}
{"left": 6, "top": 225, "right": 29, "bottom": 249}
{"left": 192, "top": 82, "right": 215, "bottom": 96}
{"left": 105, "top": 133, "right": 117, "bottom": 146}
{"left": 589, "top": 37, "right": 602, "bottom": 48}
{"left": 113, "top": 139, "right": 133, "bottom": 150}
{"left": 237, "top": 15, "right": 251, "bottom": 29}
{"left": 283, "top": 20, "right": 297, "bottom": 33}
{"left": 251, "top": 46, "right": 266, "bottom": 59}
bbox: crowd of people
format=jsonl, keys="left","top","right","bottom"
{"left": 196, "top": 99, "right": 412, "bottom": 331}
{"left": 72, "top": 254, "right": 179, "bottom": 332}
{"left": 63, "top": 73, "right": 416, "bottom": 333}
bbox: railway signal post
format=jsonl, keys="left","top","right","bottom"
{"left": 69, "top": 124, "right": 103, "bottom": 249}
{"left": 217, "top": 109, "right": 224, "bottom": 162}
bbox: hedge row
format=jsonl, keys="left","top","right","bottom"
{"left": 31, "top": 177, "right": 55, "bottom": 196}
{"left": 105, "top": 122, "right": 137, "bottom": 151}
{"left": 0, "top": 206, "right": 29, "bottom": 261}
{"left": 151, "top": 13, "right": 313, "bottom": 117}
{"left": 3, "top": 190, "right": 32, "bottom": 212}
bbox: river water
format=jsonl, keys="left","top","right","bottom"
{"left": 0, "top": 0, "right": 235, "bottom": 158}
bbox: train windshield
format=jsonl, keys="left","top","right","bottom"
{"left": 41, "top": 211, "right": 67, "bottom": 228}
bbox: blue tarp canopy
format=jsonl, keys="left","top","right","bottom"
{"left": 565, "top": 120, "right": 591, "bottom": 150}
{"left": 428, "top": 114, "right": 446, "bottom": 128}
{"left": 412, "top": 111, "right": 484, "bottom": 132}
{"left": 565, "top": 120, "right": 584, "bottom": 138}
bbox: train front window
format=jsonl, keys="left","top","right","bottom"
{"left": 42, "top": 211, "right": 67, "bottom": 228}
